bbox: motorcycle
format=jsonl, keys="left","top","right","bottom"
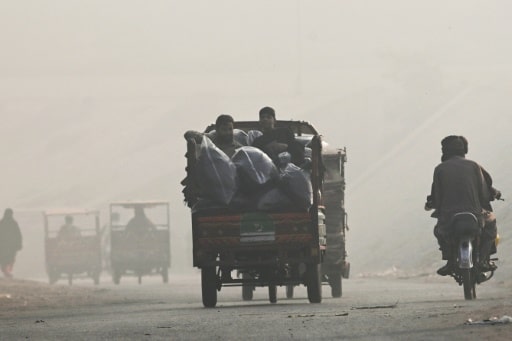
{"left": 425, "top": 189, "right": 504, "bottom": 300}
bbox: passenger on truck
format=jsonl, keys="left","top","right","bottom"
{"left": 251, "top": 106, "right": 305, "bottom": 166}
{"left": 184, "top": 114, "right": 243, "bottom": 158}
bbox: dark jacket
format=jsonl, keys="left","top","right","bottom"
{"left": 210, "top": 135, "right": 243, "bottom": 158}
{"left": 429, "top": 156, "right": 489, "bottom": 221}
{"left": 252, "top": 127, "right": 305, "bottom": 165}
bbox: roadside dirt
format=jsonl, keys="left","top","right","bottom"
{"left": 1, "top": 275, "right": 511, "bottom": 340}
{"left": 0, "top": 277, "right": 118, "bottom": 316}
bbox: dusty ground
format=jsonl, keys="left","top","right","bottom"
{"left": 0, "top": 277, "right": 121, "bottom": 316}
{"left": 1, "top": 274, "right": 512, "bottom": 340}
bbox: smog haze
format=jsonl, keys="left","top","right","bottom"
{"left": 1, "top": 0, "right": 511, "bottom": 279}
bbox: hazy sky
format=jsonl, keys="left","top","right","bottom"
{"left": 1, "top": 1, "right": 511, "bottom": 276}
{"left": 2, "top": 1, "right": 510, "bottom": 89}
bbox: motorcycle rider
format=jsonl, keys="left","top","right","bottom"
{"left": 425, "top": 135, "right": 500, "bottom": 276}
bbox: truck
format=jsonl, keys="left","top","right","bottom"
{"left": 184, "top": 120, "right": 344, "bottom": 307}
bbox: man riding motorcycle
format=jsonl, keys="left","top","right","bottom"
{"left": 425, "top": 135, "right": 500, "bottom": 276}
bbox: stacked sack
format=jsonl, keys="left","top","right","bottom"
{"left": 193, "top": 132, "right": 313, "bottom": 212}
{"left": 193, "top": 136, "right": 238, "bottom": 211}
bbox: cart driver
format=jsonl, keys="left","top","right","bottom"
{"left": 58, "top": 215, "right": 81, "bottom": 240}
{"left": 125, "top": 206, "right": 156, "bottom": 233}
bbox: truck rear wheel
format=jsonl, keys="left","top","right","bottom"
{"left": 242, "top": 273, "right": 254, "bottom": 301}
{"left": 112, "top": 268, "right": 122, "bottom": 285}
{"left": 162, "top": 267, "right": 169, "bottom": 283}
{"left": 269, "top": 285, "right": 277, "bottom": 304}
{"left": 92, "top": 271, "right": 101, "bottom": 285}
{"left": 307, "top": 264, "right": 322, "bottom": 303}
{"left": 48, "top": 269, "right": 59, "bottom": 285}
{"left": 201, "top": 267, "right": 218, "bottom": 308}
{"left": 329, "top": 272, "right": 342, "bottom": 298}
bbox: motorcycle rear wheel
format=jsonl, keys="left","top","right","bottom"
{"left": 462, "top": 269, "right": 476, "bottom": 300}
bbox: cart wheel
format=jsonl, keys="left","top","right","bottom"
{"left": 93, "top": 272, "right": 100, "bottom": 285}
{"left": 48, "top": 270, "right": 59, "bottom": 285}
{"left": 286, "top": 285, "right": 294, "bottom": 299}
{"left": 112, "top": 268, "right": 121, "bottom": 285}
{"left": 162, "top": 267, "right": 169, "bottom": 283}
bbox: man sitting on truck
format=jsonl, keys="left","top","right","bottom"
{"left": 182, "top": 114, "right": 243, "bottom": 207}
{"left": 184, "top": 114, "right": 243, "bottom": 158}
{"left": 252, "top": 106, "right": 305, "bottom": 166}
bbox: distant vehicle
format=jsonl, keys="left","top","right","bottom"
{"left": 44, "top": 209, "right": 102, "bottom": 285}
{"left": 285, "top": 147, "right": 350, "bottom": 299}
{"left": 320, "top": 148, "right": 350, "bottom": 297}
{"left": 108, "top": 201, "right": 170, "bottom": 284}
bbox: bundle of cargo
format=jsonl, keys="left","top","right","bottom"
{"left": 191, "top": 135, "right": 313, "bottom": 213}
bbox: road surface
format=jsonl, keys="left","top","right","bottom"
{"left": 1, "top": 272, "right": 511, "bottom": 340}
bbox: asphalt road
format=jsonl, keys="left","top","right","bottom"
{"left": 2, "top": 273, "right": 511, "bottom": 340}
